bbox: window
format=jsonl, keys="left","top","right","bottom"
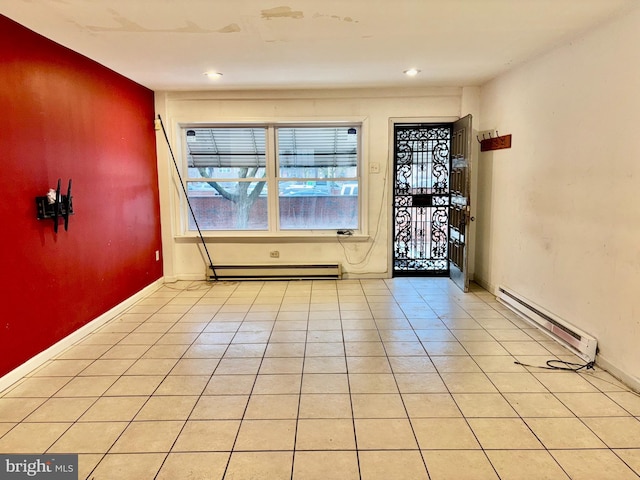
{"left": 183, "top": 124, "right": 360, "bottom": 233}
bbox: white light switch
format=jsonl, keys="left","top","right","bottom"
{"left": 369, "top": 162, "right": 380, "bottom": 174}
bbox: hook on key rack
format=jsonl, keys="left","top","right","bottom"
{"left": 36, "top": 178, "right": 73, "bottom": 232}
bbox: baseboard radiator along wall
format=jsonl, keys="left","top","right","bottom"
{"left": 497, "top": 286, "right": 597, "bottom": 362}
{"left": 207, "top": 264, "right": 342, "bottom": 281}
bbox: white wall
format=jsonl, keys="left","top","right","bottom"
{"left": 476, "top": 6, "right": 640, "bottom": 386}
{"left": 155, "top": 87, "right": 463, "bottom": 280}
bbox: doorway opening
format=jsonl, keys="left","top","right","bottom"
{"left": 392, "top": 124, "right": 451, "bottom": 276}
{"left": 392, "top": 116, "right": 472, "bottom": 290}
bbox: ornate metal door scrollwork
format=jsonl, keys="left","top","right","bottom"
{"left": 393, "top": 125, "right": 451, "bottom": 274}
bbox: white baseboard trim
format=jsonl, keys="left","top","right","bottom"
{"left": 595, "top": 354, "right": 640, "bottom": 394}
{"left": 0, "top": 277, "right": 165, "bottom": 394}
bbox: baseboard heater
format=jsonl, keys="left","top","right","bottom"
{"left": 207, "top": 263, "right": 342, "bottom": 281}
{"left": 496, "top": 286, "right": 597, "bottom": 362}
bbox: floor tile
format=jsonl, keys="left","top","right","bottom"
{"left": 225, "top": 451, "right": 293, "bottom": 480}
{"left": 423, "top": 342, "right": 468, "bottom": 356}
{"left": 172, "top": 419, "right": 240, "bottom": 451}
{"left": 354, "top": 418, "right": 418, "bottom": 449}
{"left": 54, "top": 376, "right": 118, "bottom": 397}
{"left": 125, "top": 358, "right": 178, "bottom": 375}
{"left": 169, "top": 358, "right": 219, "bottom": 375}
{"left": 387, "top": 356, "right": 435, "bottom": 373}
{"left": 440, "top": 372, "right": 497, "bottom": 393}
{"left": 190, "top": 395, "right": 249, "bottom": 420}
{"left": 526, "top": 417, "right": 607, "bottom": 448}
{"left": 80, "top": 396, "right": 146, "bottom": 421}
{"left": 77, "top": 454, "right": 104, "bottom": 480}
{"left": 606, "top": 391, "right": 640, "bottom": 416}
{"left": 402, "top": 393, "right": 462, "bottom": 418}
{"left": 295, "top": 418, "right": 356, "bottom": 450}
{"left": 252, "top": 374, "right": 302, "bottom": 394}
{"left": 104, "top": 375, "right": 164, "bottom": 396}
{"left": 383, "top": 341, "right": 427, "bottom": 356}
{"left": 0, "top": 422, "right": 71, "bottom": 453}
{"left": 472, "top": 355, "right": 529, "bottom": 372}
{"left": 155, "top": 375, "right": 209, "bottom": 395}
{"left": 3, "top": 376, "right": 72, "bottom": 398}
{"left": 431, "top": 356, "right": 483, "bottom": 373}
{"left": 422, "top": 450, "right": 499, "bottom": 480}
{"left": 156, "top": 452, "right": 230, "bottom": 480}
{"left": 453, "top": 393, "right": 518, "bottom": 417}
{"left": 32, "top": 359, "right": 94, "bottom": 377}
{"left": 344, "top": 342, "right": 386, "bottom": 356}
{"left": 48, "top": 421, "right": 128, "bottom": 453}
{"left": 551, "top": 449, "right": 639, "bottom": 480}
{"left": 264, "top": 342, "right": 306, "bottom": 356}
{"left": 5, "top": 279, "right": 640, "bottom": 480}
{"left": 24, "top": 397, "right": 97, "bottom": 422}
{"left": 352, "top": 393, "right": 407, "bottom": 418}
{"left": 298, "top": 393, "right": 353, "bottom": 418}
{"left": 349, "top": 373, "right": 398, "bottom": 394}
{"left": 234, "top": 419, "right": 296, "bottom": 450}
{"left": 215, "top": 358, "right": 262, "bottom": 375}
{"left": 56, "top": 344, "right": 112, "bottom": 360}
{"left": 485, "top": 372, "right": 548, "bottom": 392}
{"left": 555, "top": 392, "right": 631, "bottom": 417}
{"left": 301, "top": 373, "right": 349, "bottom": 393}
{"left": 614, "top": 449, "right": 640, "bottom": 476}
{"left": 582, "top": 417, "right": 640, "bottom": 448}
{"left": 304, "top": 356, "right": 347, "bottom": 373}
{"left": 532, "top": 372, "right": 599, "bottom": 392}
{"left": 359, "top": 450, "right": 428, "bottom": 479}
{"left": 501, "top": 341, "right": 552, "bottom": 356}
{"left": 503, "top": 392, "right": 575, "bottom": 417}
{"left": 413, "top": 417, "right": 480, "bottom": 449}
{"left": 244, "top": 394, "right": 299, "bottom": 419}
{"left": 486, "top": 450, "right": 570, "bottom": 480}
{"left": 89, "top": 453, "right": 166, "bottom": 480}
{"left": 293, "top": 451, "right": 359, "bottom": 480}
{"left": 110, "top": 420, "right": 184, "bottom": 453}
{"left": 134, "top": 395, "right": 199, "bottom": 420}
{"left": 467, "top": 418, "right": 543, "bottom": 449}
{"left": 183, "top": 344, "right": 227, "bottom": 359}
{"left": 460, "top": 341, "right": 509, "bottom": 356}
{"left": 395, "top": 373, "right": 448, "bottom": 393}
{"left": 204, "top": 375, "right": 256, "bottom": 395}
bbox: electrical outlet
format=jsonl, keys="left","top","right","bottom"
{"left": 369, "top": 162, "right": 380, "bottom": 174}
{"left": 270, "top": 250, "right": 280, "bottom": 258}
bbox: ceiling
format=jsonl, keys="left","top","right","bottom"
{"left": 3, "top": 0, "right": 637, "bottom": 91}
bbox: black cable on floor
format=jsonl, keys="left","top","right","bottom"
{"left": 514, "top": 359, "right": 595, "bottom": 371}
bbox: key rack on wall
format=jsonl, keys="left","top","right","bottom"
{"left": 36, "top": 178, "right": 73, "bottom": 233}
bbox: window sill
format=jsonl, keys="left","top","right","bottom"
{"left": 174, "top": 233, "right": 370, "bottom": 244}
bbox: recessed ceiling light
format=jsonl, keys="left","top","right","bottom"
{"left": 204, "top": 72, "right": 223, "bottom": 79}
{"left": 404, "top": 68, "right": 420, "bottom": 77}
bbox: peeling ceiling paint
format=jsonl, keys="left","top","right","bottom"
{"left": 2, "top": 0, "right": 637, "bottom": 90}
{"left": 261, "top": 6, "right": 304, "bottom": 20}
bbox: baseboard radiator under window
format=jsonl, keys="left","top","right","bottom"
{"left": 496, "top": 286, "right": 597, "bottom": 362}
{"left": 207, "top": 264, "right": 342, "bottom": 281}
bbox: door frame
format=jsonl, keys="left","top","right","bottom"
{"left": 387, "top": 117, "right": 459, "bottom": 277}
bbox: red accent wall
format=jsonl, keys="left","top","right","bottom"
{"left": 0, "top": 15, "right": 162, "bottom": 376}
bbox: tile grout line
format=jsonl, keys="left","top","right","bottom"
{"left": 220, "top": 280, "right": 284, "bottom": 480}
{"left": 289, "top": 281, "right": 313, "bottom": 480}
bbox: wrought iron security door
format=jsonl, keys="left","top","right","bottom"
{"left": 393, "top": 124, "right": 452, "bottom": 275}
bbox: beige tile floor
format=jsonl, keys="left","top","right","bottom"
{"left": 1, "top": 278, "right": 640, "bottom": 479}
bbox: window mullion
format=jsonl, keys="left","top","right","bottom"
{"left": 267, "top": 125, "right": 279, "bottom": 232}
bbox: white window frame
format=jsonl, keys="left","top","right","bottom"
{"left": 176, "top": 120, "right": 369, "bottom": 240}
